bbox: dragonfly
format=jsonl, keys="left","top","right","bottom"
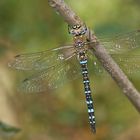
{"left": 8, "top": 23, "right": 140, "bottom": 133}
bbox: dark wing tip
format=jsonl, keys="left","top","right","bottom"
{"left": 15, "top": 54, "right": 21, "bottom": 58}
{"left": 23, "top": 78, "right": 29, "bottom": 82}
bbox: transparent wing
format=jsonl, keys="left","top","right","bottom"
{"left": 88, "top": 30, "right": 140, "bottom": 75}
{"left": 87, "top": 51, "right": 105, "bottom": 75}
{"left": 88, "top": 53, "right": 140, "bottom": 75}
{"left": 112, "top": 54, "right": 140, "bottom": 74}
{"left": 88, "top": 47, "right": 140, "bottom": 75}
{"left": 8, "top": 45, "right": 75, "bottom": 71}
{"left": 18, "top": 56, "right": 81, "bottom": 93}
{"left": 98, "top": 30, "right": 140, "bottom": 54}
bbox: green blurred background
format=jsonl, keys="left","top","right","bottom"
{"left": 0, "top": 0, "right": 140, "bottom": 140}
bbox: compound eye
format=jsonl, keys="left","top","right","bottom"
{"left": 77, "top": 24, "right": 81, "bottom": 28}
{"left": 73, "top": 25, "right": 77, "bottom": 29}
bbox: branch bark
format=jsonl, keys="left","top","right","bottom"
{"left": 48, "top": 0, "right": 140, "bottom": 112}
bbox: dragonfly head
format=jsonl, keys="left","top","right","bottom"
{"left": 68, "top": 24, "right": 87, "bottom": 36}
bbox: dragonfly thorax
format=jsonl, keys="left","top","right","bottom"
{"left": 75, "top": 42, "right": 84, "bottom": 47}
{"left": 73, "top": 34, "right": 87, "bottom": 46}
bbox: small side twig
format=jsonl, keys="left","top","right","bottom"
{"left": 48, "top": 0, "right": 140, "bottom": 112}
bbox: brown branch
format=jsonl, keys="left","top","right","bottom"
{"left": 48, "top": 0, "right": 140, "bottom": 112}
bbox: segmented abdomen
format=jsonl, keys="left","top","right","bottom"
{"left": 80, "top": 58, "right": 96, "bottom": 133}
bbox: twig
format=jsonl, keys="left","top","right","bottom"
{"left": 48, "top": 0, "right": 140, "bottom": 112}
